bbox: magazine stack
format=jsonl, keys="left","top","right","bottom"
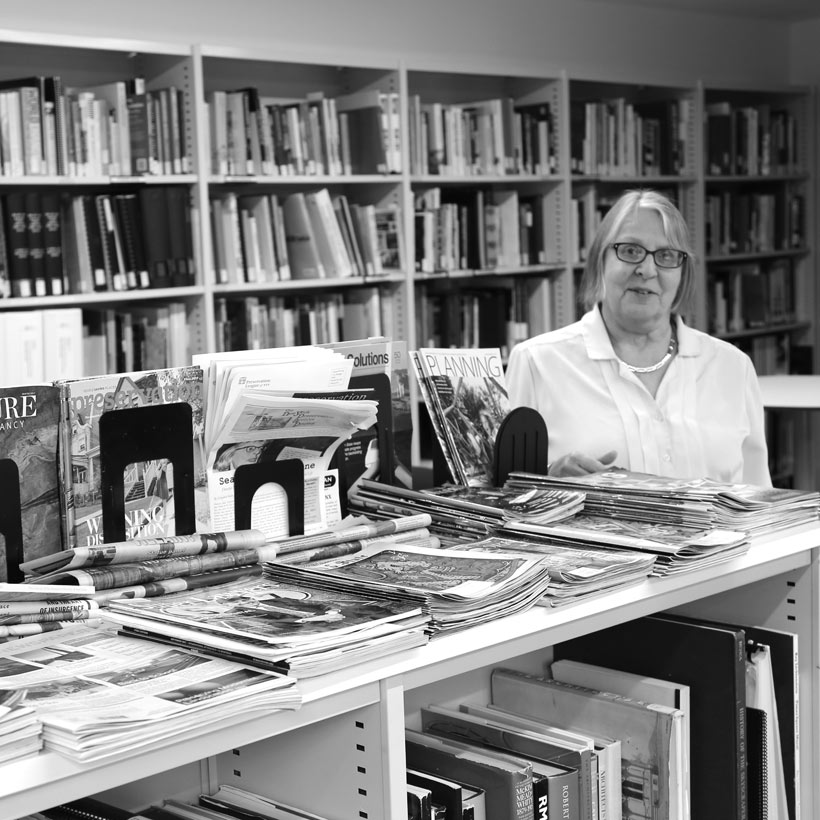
{"left": 0, "top": 622, "right": 299, "bottom": 763}
{"left": 505, "top": 468, "right": 820, "bottom": 534}
{"left": 102, "top": 573, "right": 431, "bottom": 677}
{"left": 262, "top": 538, "right": 556, "bottom": 634}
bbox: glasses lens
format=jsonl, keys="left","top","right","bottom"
{"left": 654, "top": 249, "right": 686, "bottom": 268}
{"left": 615, "top": 243, "right": 646, "bottom": 263}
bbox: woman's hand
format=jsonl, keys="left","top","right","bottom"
{"left": 548, "top": 450, "right": 618, "bottom": 477}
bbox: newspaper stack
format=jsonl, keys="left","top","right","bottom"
{"left": 20, "top": 531, "right": 281, "bottom": 605}
{"left": 262, "top": 540, "right": 555, "bottom": 634}
{"left": 102, "top": 574, "right": 430, "bottom": 678}
{"left": 0, "top": 622, "right": 299, "bottom": 763}
{"left": 506, "top": 468, "right": 820, "bottom": 536}
{"left": 0, "top": 582, "right": 100, "bottom": 641}
{"left": 0, "top": 690, "right": 42, "bottom": 765}
{"left": 347, "top": 478, "right": 585, "bottom": 546}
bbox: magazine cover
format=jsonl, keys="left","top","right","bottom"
{"left": 58, "top": 366, "right": 207, "bottom": 548}
{"left": 414, "top": 346, "right": 510, "bottom": 486}
{"left": 0, "top": 384, "right": 63, "bottom": 581}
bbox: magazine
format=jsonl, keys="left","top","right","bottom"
{"left": 263, "top": 541, "right": 554, "bottom": 633}
{"left": 0, "top": 622, "right": 299, "bottom": 762}
{"left": 412, "top": 346, "right": 510, "bottom": 486}
{"left": 205, "top": 392, "right": 378, "bottom": 539}
{"left": 0, "top": 384, "right": 63, "bottom": 582}
{"left": 58, "top": 366, "right": 207, "bottom": 549}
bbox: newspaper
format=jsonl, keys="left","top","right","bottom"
{"left": 20, "top": 530, "right": 269, "bottom": 577}
{"left": 27, "top": 546, "right": 280, "bottom": 590}
{"left": 0, "top": 623, "right": 299, "bottom": 762}
{"left": 206, "top": 392, "right": 378, "bottom": 539}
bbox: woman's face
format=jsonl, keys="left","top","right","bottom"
{"left": 600, "top": 206, "right": 682, "bottom": 333}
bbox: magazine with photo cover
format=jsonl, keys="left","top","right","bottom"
{"left": 0, "top": 384, "right": 63, "bottom": 582}
{"left": 57, "top": 366, "right": 207, "bottom": 549}
{"left": 413, "top": 346, "right": 510, "bottom": 486}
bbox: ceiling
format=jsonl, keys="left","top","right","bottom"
{"left": 584, "top": 0, "right": 820, "bottom": 21}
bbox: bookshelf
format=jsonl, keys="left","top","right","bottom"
{"left": 0, "top": 30, "right": 814, "bottom": 387}
{"left": 0, "top": 524, "right": 817, "bottom": 819}
{"left": 701, "top": 83, "right": 816, "bottom": 377}
{"left": 0, "top": 30, "right": 208, "bottom": 376}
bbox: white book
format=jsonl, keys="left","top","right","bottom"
{"left": 1, "top": 310, "right": 45, "bottom": 386}
{"left": 551, "top": 657, "right": 691, "bottom": 820}
{"left": 42, "top": 306, "right": 84, "bottom": 381}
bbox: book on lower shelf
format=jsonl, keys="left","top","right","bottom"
{"left": 555, "top": 612, "right": 748, "bottom": 820}
{"left": 420, "top": 702, "right": 587, "bottom": 820}
{"left": 406, "top": 727, "right": 534, "bottom": 820}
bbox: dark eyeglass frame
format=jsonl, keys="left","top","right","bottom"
{"left": 611, "top": 242, "right": 687, "bottom": 269}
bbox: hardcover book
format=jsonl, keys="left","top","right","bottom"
{"left": 406, "top": 728, "right": 533, "bottom": 820}
{"left": 0, "top": 384, "right": 63, "bottom": 582}
{"left": 555, "top": 612, "right": 748, "bottom": 820}
{"left": 58, "top": 365, "right": 207, "bottom": 548}
{"left": 491, "top": 667, "right": 681, "bottom": 820}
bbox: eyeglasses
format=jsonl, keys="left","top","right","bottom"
{"left": 611, "top": 242, "right": 687, "bottom": 269}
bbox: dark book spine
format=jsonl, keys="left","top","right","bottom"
{"left": 3, "top": 191, "right": 32, "bottom": 297}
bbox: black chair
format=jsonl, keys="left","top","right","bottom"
{"left": 492, "top": 406, "right": 549, "bottom": 487}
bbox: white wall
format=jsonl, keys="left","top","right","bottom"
{"left": 0, "top": 0, "right": 796, "bottom": 87}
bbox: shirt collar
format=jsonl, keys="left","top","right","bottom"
{"left": 583, "top": 304, "right": 701, "bottom": 359}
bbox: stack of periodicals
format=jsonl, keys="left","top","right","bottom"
{"left": 0, "top": 690, "right": 42, "bottom": 765}
{"left": 499, "top": 513, "right": 751, "bottom": 576}
{"left": 261, "top": 538, "right": 555, "bottom": 634}
{"left": 20, "top": 531, "right": 281, "bottom": 604}
{"left": 411, "top": 346, "right": 511, "bottom": 487}
{"left": 102, "top": 573, "right": 430, "bottom": 678}
{"left": 506, "top": 468, "right": 820, "bottom": 536}
{"left": 348, "top": 478, "right": 585, "bottom": 545}
{"left": 346, "top": 480, "right": 657, "bottom": 604}
{"left": 0, "top": 622, "right": 299, "bottom": 764}
{"left": 454, "top": 534, "right": 657, "bottom": 605}
{"left": 0, "top": 582, "right": 100, "bottom": 641}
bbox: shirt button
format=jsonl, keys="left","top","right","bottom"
{"left": 655, "top": 413, "right": 664, "bottom": 422}
{"left": 663, "top": 453, "right": 672, "bottom": 462}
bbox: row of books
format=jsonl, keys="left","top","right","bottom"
{"left": 414, "top": 187, "right": 558, "bottom": 274}
{"left": 0, "top": 187, "right": 194, "bottom": 298}
{"left": 209, "top": 189, "right": 404, "bottom": 284}
{"left": 407, "top": 94, "right": 557, "bottom": 177}
{"left": 0, "top": 75, "right": 190, "bottom": 178}
{"left": 704, "top": 190, "right": 804, "bottom": 257}
{"left": 709, "top": 259, "right": 796, "bottom": 336}
{"left": 571, "top": 187, "right": 680, "bottom": 265}
{"left": 404, "top": 612, "right": 797, "bottom": 820}
{"left": 706, "top": 101, "right": 799, "bottom": 176}
{"left": 214, "top": 287, "right": 397, "bottom": 352}
{"left": 206, "top": 86, "right": 401, "bottom": 177}
{"left": 415, "top": 277, "right": 555, "bottom": 354}
{"left": 570, "top": 97, "right": 689, "bottom": 177}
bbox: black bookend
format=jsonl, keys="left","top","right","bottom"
{"left": 492, "top": 406, "right": 549, "bottom": 487}
{"left": 349, "top": 372, "right": 395, "bottom": 482}
{"left": 0, "top": 459, "right": 24, "bottom": 582}
{"left": 234, "top": 458, "right": 305, "bottom": 536}
{"left": 99, "top": 403, "right": 196, "bottom": 542}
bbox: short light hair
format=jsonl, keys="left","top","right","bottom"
{"left": 579, "top": 189, "right": 696, "bottom": 315}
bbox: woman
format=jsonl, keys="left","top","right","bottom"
{"left": 506, "top": 189, "right": 771, "bottom": 486}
